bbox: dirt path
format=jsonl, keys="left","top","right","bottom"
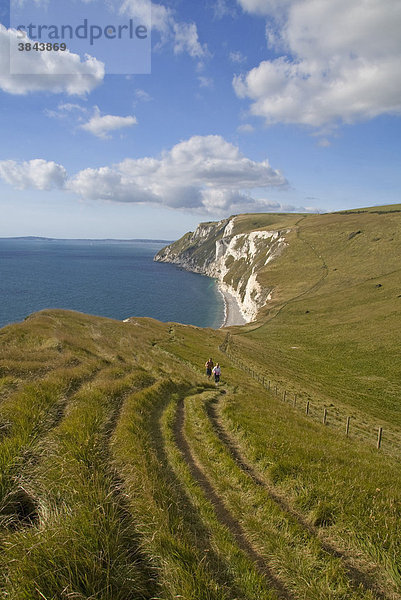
{"left": 173, "top": 395, "right": 295, "bottom": 600}
{"left": 206, "top": 395, "right": 394, "bottom": 600}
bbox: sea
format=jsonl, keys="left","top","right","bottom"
{"left": 0, "top": 238, "right": 225, "bottom": 330}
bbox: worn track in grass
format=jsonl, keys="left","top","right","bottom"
{"left": 206, "top": 395, "right": 393, "bottom": 600}
{"left": 153, "top": 387, "right": 255, "bottom": 599}
{"left": 173, "top": 395, "right": 294, "bottom": 600}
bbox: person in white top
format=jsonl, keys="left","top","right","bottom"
{"left": 212, "top": 363, "right": 221, "bottom": 384}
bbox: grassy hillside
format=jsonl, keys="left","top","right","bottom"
{"left": 233, "top": 207, "right": 401, "bottom": 425}
{"left": 1, "top": 206, "right": 401, "bottom": 599}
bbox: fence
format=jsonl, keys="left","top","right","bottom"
{"left": 223, "top": 347, "right": 390, "bottom": 452}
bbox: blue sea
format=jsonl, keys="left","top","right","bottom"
{"left": 0, "top": 238, "right": 225, "bottom": 330}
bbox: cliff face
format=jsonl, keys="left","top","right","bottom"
{"left": 155, "top": 216, "right": 289, "bottom": 322}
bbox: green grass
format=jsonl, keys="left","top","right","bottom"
{"left": 110, "top": 378, "right": 237, "bottom": 600}
{"left": 0, "top": 362, "right": 99, "bottom": 514}
{"left": 217, "top": 384, "right": 401, "bottom": 596}
{"left": 1, "top": 367, "right": 153, "bottom": 600}
{"left": 1, "top": 205, "right": 401, "bottom": 598}
{"left": 183, "top": 391, "right": 376, "bottom": 600}
{"left": 230, "top": 209, "right": 401, "bottom": 431}
{"left": 161, "top": 391, "right": 278, "bottom": 600}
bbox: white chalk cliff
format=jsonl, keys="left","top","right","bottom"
{"left": 154, "top": 216, "right": 289, "bottom": 323}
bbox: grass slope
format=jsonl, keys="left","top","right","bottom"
{"left": 0, "top": 205, "right": 400, "bottom": 599}
{"left": 232, "top": 208, "right": 401, "bottom": 427}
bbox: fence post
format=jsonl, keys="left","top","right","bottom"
{"left": 306, "top": 401, "right": 310, "bottom": 415}
{"left": 275, "top": 385, "right": 278, "bottom": 396}
{"left": 283, "top": 391, "right": 287, "bottom": 402}
{"left": 323, "top": 408, "right": 327, "bottom": 425}
{"left": 377, "top": 427, "right": 383, "bottom": 450}
{"left": 346, "top": 417, "right": 350, "bottom": 436}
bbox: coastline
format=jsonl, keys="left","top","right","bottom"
{"left": 218, "top": 285, "right": 247, "bottom": 328}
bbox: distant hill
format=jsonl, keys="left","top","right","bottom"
{"left": 1, "top": 236, "right": 172, "bottom": 243}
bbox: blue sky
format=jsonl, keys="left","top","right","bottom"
{"left": 0, "top": 0, "right": 400, "bottom": 239}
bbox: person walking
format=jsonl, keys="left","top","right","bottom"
{"left": 205, "top": 358, "right": 214, "bottom": 378}
{"left": 212, "top": 363, "right": 221, "bottom": 384}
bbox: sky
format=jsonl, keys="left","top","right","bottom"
{"left": 0, "top": 0, "right": 400, "bottom": 239}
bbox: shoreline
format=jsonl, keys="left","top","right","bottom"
{"left": 218, "top": 285, "right": 247, "bottom": 328}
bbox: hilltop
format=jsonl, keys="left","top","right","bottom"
{"left": 156, "top": 205, "right": 401, "bottom": 424}
{"left": 1, "top": 205, "right": 401, "bottom": 600}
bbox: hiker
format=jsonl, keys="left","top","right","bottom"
{"left": 205, "top": 358, "right": 214, "bottom": 378}
{"left": 212, "top": 363, "right": 221, "bottom": 384}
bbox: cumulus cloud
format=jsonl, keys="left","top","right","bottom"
{"left": 121, "top": 1, "right": 208, "bottom": 59}
{"left": 0, "top": 137, "right": 288, "bottom": 215}
{"left": 80, "top": 106, "right": 138, "bottom": 138}
{"left": 233, "top": 0, "right": 401, "bottom": 129}
{"left": 0, "top": 26, "right": 104, "bottom": 95}
{"left": 0, "top": 159, "right": 67, "bottom": 190}
{"left": 68, "top": 135, "right": 286, "bottom": 213}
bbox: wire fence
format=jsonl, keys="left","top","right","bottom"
{"left": 221, "top": 344, "right": 398, "bottom": 455}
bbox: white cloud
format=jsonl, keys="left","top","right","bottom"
{"left": 44, "top": 102, "right": 88, "bottom": 119}
{"left": 80, "top": 106, "right": 138, "bottom": 139}
{"left": 44, "top": 103, "right": 137, "bottom": 137}
{"left": 233, "top": 0, "right": 401, "bottom": 129}
{"left": 0, "top": 137, "right": 288, "bottom": 215}
{"left": 68, "top": 135, "right": 286, "bottom": 213}
{"left": 0, "top": 26, "right": 104, "bottom": 95}
{"left": 121, "top": 1, "right": 208, "bottom": 59}
{"left": 212, "top": 0, "right": 237, "bottom": 19}
{"left": 229, "top": 50, "right": 246, "bottom": 64}
{"left": 237, "top": 123, "right": 254, "bottom": 133}
{"left": 198, "top": 189, "right": 317, "bottom": 213}
{"left": 198, "top": 76, "right": 214, "bottom": 88}
{"left": 69, "top": 165, "right": 160, "bottom": 204}
{"left": 134, "top": 88, "right": 153, "bottom": 103}
{"left": 57, "top": 103, "right": 88, "bottom": 113}
{"left": 0, "top": 159, "right": 67, "bottom": 190}
{"left": 236, "top": 0, "right": 284, "bottom": 15}
{"left": 173, "top": 22, "right": 207, "bottom": 58}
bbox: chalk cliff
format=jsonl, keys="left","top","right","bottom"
{"left": 154, "top": 216, "right": 289, "bottom": 323}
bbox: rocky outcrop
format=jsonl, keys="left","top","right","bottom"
{"left": 155, "top": 216, "right": 289, "bottom": 322}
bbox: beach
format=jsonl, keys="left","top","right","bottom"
{"left": 218, "top": 287, "right": 247, "bottom": 328}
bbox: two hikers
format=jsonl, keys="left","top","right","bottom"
{"left": 205, "top": 358, "right": 221, "bottom": 384}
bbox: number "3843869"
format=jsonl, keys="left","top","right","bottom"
{"left": 18, "top": 42, "right": 67, "bottom": 52}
